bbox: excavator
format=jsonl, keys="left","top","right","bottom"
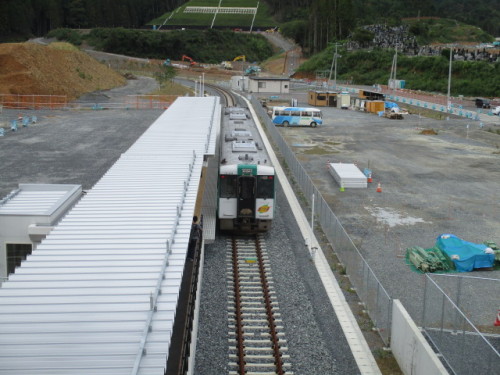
{"left": 244, "top": 65, "right": 261, "bottom": 75}
{"left": 221, "top": 55, "right": 246, "bottom": 70}
{"left": 182, "top": 55, "right": 197, "bottom": 66}
{"left": 233, "top": 55, "right": 246, "bottom": 62}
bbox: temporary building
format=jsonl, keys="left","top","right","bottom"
{"left": 308, "top": 91, "right": 338, "bottom": 107}
{"left": 366, "top": 101, "right": 385, "bottom": 114}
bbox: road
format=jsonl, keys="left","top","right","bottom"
{"left": 260, "top": 31, "right": 302, "bottom": 75}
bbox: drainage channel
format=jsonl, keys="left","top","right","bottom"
{"left": 226, "top": 235, "right": 293, "bottom": 375}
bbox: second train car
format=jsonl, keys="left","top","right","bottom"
{"left": 218, "top": 106, "right": 275, "bottom": 232}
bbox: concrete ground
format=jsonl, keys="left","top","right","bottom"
{"left": 267, "top": 99, "right": 500, "bottom": 328}
{"left": 0, "top": 77, "right": 161, "bottom": 198}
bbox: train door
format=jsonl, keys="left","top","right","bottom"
{"left": 237, "top": 176, "right": 255, "bottom": 217}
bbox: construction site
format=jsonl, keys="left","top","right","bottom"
{"left": 0, "top": 31, "right": 499, "bottom": 373}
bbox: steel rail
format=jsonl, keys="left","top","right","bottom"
{"left": 227, "top": 235, "right": 291, "bottom": 375}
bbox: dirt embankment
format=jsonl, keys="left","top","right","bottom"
{"left": 0, "top": 43, "right": 126, "bottom": 100}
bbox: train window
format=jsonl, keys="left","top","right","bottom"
{"left": 239, "top": 177, "right": 255, "bottom": 199}
{"left": 220, "top": 175, "right": 237, "bottom": 198}
{"left": 256, "top": 176, "right": 274, "bottom": 199}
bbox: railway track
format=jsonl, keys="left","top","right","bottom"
{"left": 205, "top": 83, "right": 237, "bottom": 107}
{"left": 226, "top": 235, "right": 293, "bottom": 375}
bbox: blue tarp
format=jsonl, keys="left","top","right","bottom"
{"left": 385, "top": 101, "right": 399, "bottom": 109}
{"left": 436, "top": 234, "right": 495, "bottom": 272}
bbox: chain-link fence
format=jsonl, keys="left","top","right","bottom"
{"left": 249, "top": 95, "right": 392, "bottom": 344}
{"left": 422, "top": 275, "right": 500, "bottom": 375}
{"left": 429, "top": 274, "right": 500, "bottom": 327}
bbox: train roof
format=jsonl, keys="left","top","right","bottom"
{"left": 220, "top": 106, "right": 273, "bottom": 171}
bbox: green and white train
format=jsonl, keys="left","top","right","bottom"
{"left": 218, "top": 107, "right": 275, "bottom": 232}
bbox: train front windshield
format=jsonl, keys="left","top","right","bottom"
{"left": 220, "top": 175, "right": 237, "bottom": 198}
{"left": 256, "top": 176, "right": 274, "bottom": 199}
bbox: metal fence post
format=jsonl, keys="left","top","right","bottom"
{"left": 422, "top": 274, "right": 428, "bottom": 328}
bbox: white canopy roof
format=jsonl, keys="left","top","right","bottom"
{"left": 0, "top": 96, "right": 221, "bottom": 375}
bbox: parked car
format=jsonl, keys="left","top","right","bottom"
{"left": 492, "top": 106, "right": 500, "bottom": 115}
{"left": 475, "top": 98, "right": 491, "bottom": 109}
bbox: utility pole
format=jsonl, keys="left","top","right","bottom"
{"left": 390, "top": 44, "right": 398, "bottom": 90}
{"left": 328, "top": 43, "right": 341, "bottom": 89}
{"left": 447, "top": 46, "right": 453, "bottom": 110}
{"left": 202, "top": 72, "right": 205, "bottom": 97}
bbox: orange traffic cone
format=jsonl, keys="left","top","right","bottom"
{"left": 495, "top": 310, "right": 500, "bottom": 326}
{"left": 376, "top": 183, "right": 382, "bottom": 193}
{"left": 367, "top": 173, "right": 373, "bottom": 183}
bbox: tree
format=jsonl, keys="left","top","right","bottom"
{"left": 64, "top": 0, "right": 87, "bottom": 28}
{"left": 154, "top": 64, "right": 176, "bottom": 88}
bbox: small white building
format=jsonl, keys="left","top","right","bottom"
{"left": 231, "top": 75, "right": 250, "bottom": 91}
{"left": 248, "top": 76, "right": 290, "bottom": 94}
{"left": 231, "top": 76, "right": 290, "bottom": 94}
{"left": 0, "top": 183, "right": 82, "bottom": 281}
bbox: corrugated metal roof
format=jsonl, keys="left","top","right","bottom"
{"left": 328, "top": 163, "right": 367, "bottom": 188}
{"left": 0, "top": 96, "right": 221, "bottom": 375}
{"left": 0, "top": 184, "right": 81, "bottom": 216}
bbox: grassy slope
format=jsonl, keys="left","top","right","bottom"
{"left": 403, "top": 18, "right": 494, "bottom": 45}
{"left": 149, "top": 0, "right": 276, "bottom": 28}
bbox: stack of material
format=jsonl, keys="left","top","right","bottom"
{"left": 406, "top": 246, "right": 454, "bottom": 273}
{"left": 328, "top": 163, "right": 367, "bottom": 188}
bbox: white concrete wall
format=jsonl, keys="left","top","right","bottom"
{"left": 0, "top": 184, "right": 82, "bottom": 281}
{"left": 231, "top": 76, "right": 248, "bottom": 92}
{"left": 391, "top": 299, "right": 448, "bottom": 375}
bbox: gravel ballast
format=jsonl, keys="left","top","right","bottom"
{"left": 195, "top": 180, "right": 360, "bottom": 375}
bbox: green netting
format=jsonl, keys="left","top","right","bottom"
{"left": 405, "top": 246, "right": 456, "bottom": 274}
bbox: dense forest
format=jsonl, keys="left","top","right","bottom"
{"left": 78, "top": 28, "right": 274, "bottom": 63}
{"left": 0, "top": 0, "right": 185, "bottom": 39}
{"left": 0, "top": 0, "right": 498, "bottom": 52}
{"left": 269, "top": 0, "right": 499, "bottom": 53}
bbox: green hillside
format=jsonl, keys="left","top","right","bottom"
{"left": 404, "top": 18, "right": 494, "bottom": 45}
{"left": 298, "top": 46, "right": 500, "bottom": 97}
{"left": 78, "top": 27, "right": 274, "bottom": 63}
{"left": 150, "top": 0, "right": 276, "bottom": 29}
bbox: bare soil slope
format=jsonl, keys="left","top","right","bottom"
{"left": 0, "top": 43, "right": 126, "bottom": 100}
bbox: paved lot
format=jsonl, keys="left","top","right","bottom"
{"left": 0, "top": 77, "right": 161, "bottom": 198}
{"left": 272, "top": 101, "right": 500, "bottom": 326}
